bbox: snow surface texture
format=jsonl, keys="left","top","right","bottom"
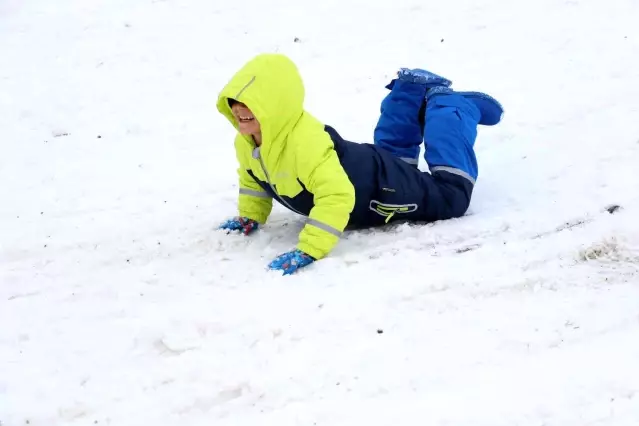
{"left": 2, "top": 0, "right": 639, "bottom": 424}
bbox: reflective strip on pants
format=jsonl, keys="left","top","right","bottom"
{"left": 400, "top": 157, "right": 419, "bottom": 165}
{"left": 431, "top": 166, "right": 476, "bottom": 185}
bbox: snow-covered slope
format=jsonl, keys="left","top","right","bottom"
{"left": 2, "top": 0, "right": 639, "bottom": 424}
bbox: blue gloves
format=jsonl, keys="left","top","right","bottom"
{"left": 268, "top": 249, "right": 315, "bottom": 275}
{"left": 219, "top": 216, "right": 259, "bottom": 235}
{"left": 219, "top": 218, "right": 315, "bottom": 275}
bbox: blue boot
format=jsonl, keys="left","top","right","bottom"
{"left": 398, "top": 68, "right": 452, "bottom": 88}
{"left": 426, "top": 86, "right": 504, "bottom": 126}
{"left": 386, "top": 68, "right": 452, "bottom": 91}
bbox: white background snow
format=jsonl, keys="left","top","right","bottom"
{"left": 2, "top": 0, "right": 639, "bottom": 424}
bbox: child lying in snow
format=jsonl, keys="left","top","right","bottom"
{"left": 217, "top": 53, "right": 503, "bottom": 275}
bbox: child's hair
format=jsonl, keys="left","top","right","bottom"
{"left": 228, "top": 98, "right": 239, "bottom": 107}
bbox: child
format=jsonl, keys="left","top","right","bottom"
{"left": 217, "top": 53, "right": 503, "bottom": 275}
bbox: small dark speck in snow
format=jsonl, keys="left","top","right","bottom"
{"left": 606, "top": 204, "right": 621, "bottom": 214}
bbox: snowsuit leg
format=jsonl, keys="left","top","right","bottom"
{"left": 411, "top": 92, "right": 482, "bottom": 220}
{"left": 424, "top": 92, "right": 481, "bottom": 184}
{"left": 328, "top": 78, "right": 482, "bottom": 227}
{"left": 372, "top": 79, "right": 426, "bottom": 166}
{"left": 368, "top": 82, "right": 480, "bottom": 223}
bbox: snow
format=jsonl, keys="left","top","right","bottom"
{"left": 1, "top": 0, "right": 639, "bottom": 424}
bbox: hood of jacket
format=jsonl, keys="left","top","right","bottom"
{"left": 217, "top": 53, "right": 305, "bottom": 162}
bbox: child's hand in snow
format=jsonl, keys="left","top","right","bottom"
{"left": 268, "top": 249, "right": 315, "bottom": 275}
{"left": 219, "top": 216, "right": 259, "bottom": 235}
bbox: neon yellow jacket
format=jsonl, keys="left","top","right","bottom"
{"left": 216, "top": 54, "right": 355, "bottom": 260}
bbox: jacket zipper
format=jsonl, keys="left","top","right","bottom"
{"left": 255, "top": 149, "right": 305, "bottom": 216}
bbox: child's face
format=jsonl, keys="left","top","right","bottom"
{"left": 231, "top": 102, "right": 260, "bottom": 135}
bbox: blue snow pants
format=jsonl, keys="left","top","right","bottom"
{"left": 328, "top": 79, "right": 481, "bottom": 228}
